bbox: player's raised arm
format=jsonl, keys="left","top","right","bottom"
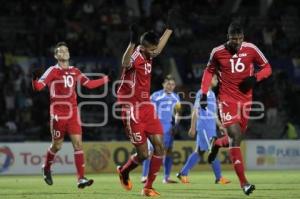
{"left": 122, "top": 25, "right": 139, "bottom": 68}
{"left": 153, "top": 9, "right": 179, "bottom": 56}
{"left": 154, "top": 29, "right": 173, "bottom": 56}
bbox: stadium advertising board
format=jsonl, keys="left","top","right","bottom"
{"left": 1, "top": 141, "right": 243, "bottom": 174}
{"left": 246, "top": 140, "right": 300, "bottom": 170}
{"left": 83, "top": 141, "right": 237, "bottom": 173}
{"left": 0, "top": 143, "right": 75, "bottom": 175}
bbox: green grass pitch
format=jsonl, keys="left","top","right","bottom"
{"left": 1, "top": 170, "right": 299, "bottom": 199}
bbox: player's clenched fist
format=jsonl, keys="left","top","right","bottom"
{"left": 129, "top": 24, "right": 139, "bottom": 44}
{"left": 239, "top": 76, "right": 257, "bottom": 93}
{"left": 32, "top": 68, "right": 44, "bottom": 80}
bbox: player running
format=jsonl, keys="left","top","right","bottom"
{"left": 177, "top": 75, "right": 230, "bottom": 185}
{"left": 116, "top": 22, "right": 173, "bottom": 196}
{"left": 141, "top": 75, "right": 180, "bottom": 184}
{"left": 32, "top": 42, "right": 109, "bottom": 188}
{"left": 200, "top": 22, "right": 272, "bottom": 195}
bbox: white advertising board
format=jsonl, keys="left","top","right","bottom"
{"left": 246, "top": 140, "right": 300, "bottom": 170}
{"left": 0, "top": 143, "right": 75, "bottom": 175}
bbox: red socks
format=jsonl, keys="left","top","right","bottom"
{"left": 43, "top": 148, "right": 56, "bottom": 171}
{"left": 229, "top": 147, "right": 248, "bottom": 187}
{"left": 215, "top": 135, "right": 229, "bottom": 147}
{"left": 120, "top": 154, "right": 139, "bottom": 174}
{"left": 144, "top": 155, "right": 163, "bottom": 189}
{"left": 74, "top": 150, "right": 85, "bottom": 180}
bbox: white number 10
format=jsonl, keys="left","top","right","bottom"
{"left": 230, "top": 58, "right": 245, "bottom": 73}
{"left": 63, "top": 75, "right": 74, "bottom": 88}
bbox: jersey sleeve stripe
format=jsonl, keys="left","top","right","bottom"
{"left": 243, "top": 43, "right": 268, "bottom": 64}
{"left": 37, "top": 80, "right": 46, "bottom": 86}
{"left": 83, "top": 80, "right": 89, "bottom": 85}
{"left": 40, "top": 66, "right": 54, "bottom": 82}
{"left": 207, "top": 45, "right": 224, "bottom": 66}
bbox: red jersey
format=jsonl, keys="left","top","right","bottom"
{"left": 201, "top": 42, "right": 272, "bottom": 102}
{"left": 37, "top": 64, "right": 89, "bottom": 113}
{"left": 117, "top": 46, "right": 153, "bottom": 105}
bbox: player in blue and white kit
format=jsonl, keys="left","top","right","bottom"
{"left": 141, "top": 75, "right": 180, "bottom": 183}
{"left": 177, "top": 76, "right": 230, "bottom": 184}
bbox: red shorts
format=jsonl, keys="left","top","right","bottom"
{"left": 121, "top": 103, "right": 163, "bottom": 146}
{"left": 50, "top": 107, "right": 82, "bottom": 140}
{"left": 218, "top": 99, "right": 252, "bottom": 133}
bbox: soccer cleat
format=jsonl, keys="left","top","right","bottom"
{"left": 42, "top": 166, "right": 53, "bottom": 185}
{"left": 77, "top": 177, "right": 94, "bottom": 189}
{"left": 117, "top": 166, "right": 132, "bottom": 191}
{"left": 208, "top": 137, "right": 219, "bottom": 164}
{"left": 141, "top": 188, "right": 160, "bottom": 197}
{"left": 141, "top": 176, "right": 147, "bottom": 183}
{"left": 215, "top": 177, "right": 231, "bottom": 184}
{"left": 162, "top": 178, "right": 178, "bottom": 184}
{"left": 243, "top": 183, "right": 255, "bottom": 195}
{"left": 176, "top": 173, "right": 190, "bottom": 184}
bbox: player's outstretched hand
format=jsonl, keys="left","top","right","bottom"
{"left": 200, "top": 94, "right": 208, "bottom": 110}
{"left": 166, "top": 8, "right": 181, "bottom": 30}
{"left": 129, "top": 24, "right": 139, "bottom": 44}
{"left": 239, "top": 76, "right": 256, "bottom": 93}
{"left": 32, "top": 68, "right": 44, "bottom": 80}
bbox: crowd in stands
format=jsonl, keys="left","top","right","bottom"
{"left": 0, "top": 0, "right": 299, "bottom": 141}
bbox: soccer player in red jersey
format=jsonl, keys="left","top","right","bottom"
{"left": 116, "top": 24, "right": 172, "bottom": 196}
{"left": 200, "top": 22, "right": 272, "bottom": 195}
{"left": 32, "top": 42, "right": 109, "bottom": 188}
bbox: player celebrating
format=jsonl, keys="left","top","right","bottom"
{"left": 116, "top": 23, "right": 172, "bottom": 196}
{"left": 32, "top": 42, "right": 109, "bottom": 188}
{"left": 177, "top": 75, "right": 230, "bottom": 185}
{"left": 200, "top": 22, "right": 272, "bottom": 195}
{"left": 141, "top": 75, "right": 180, "bottom": 184}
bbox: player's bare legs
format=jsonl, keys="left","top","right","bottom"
{"left": 141, "top": 134, "right": 164, "bottom": 196}
{"left": 118, "top": 141, "right": 149, "bottom": 191}
{"left": 42, "top": 138, "right": 64, "bottom": 185}
{"left": 69, "top": 134, "right": 94, "bottom": 188}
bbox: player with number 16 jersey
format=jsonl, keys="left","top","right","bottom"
{"left": 201, "top": 39, "right": 272, "bottom": 130}
{"left": 200, "top": 22, "right": 272, "bottom": 195}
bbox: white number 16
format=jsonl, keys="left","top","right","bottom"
{"left": 230, "top": 58, "right": 245, "bottom": 73}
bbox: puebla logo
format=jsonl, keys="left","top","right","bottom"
{"left": 0, "top": 146, "right": 15, "bottom": 173}
{"left": 86, "top": 145, "right": 110, "bottom": 172}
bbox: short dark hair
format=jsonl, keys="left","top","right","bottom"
{"left": 54, "top": 42, "right": 68, "bottom": 53}
{"left": 163, "top": 74, "right": 175, "bottom": 83}
{"left": 140, "top": 31, "right": 159, "bottom": 47}
{"left": 227, "top": 22, "right": 244, "bottom": 35}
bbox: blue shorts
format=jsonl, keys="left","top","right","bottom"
{"left": 162, "top": 123, "right": 173, "bottom": 149}
{"left": 196, "top": 128, "right": 217, "bottom": 151}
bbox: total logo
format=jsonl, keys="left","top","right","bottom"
{"left": 0, "top": 146, "right": 15, "bottom": 173}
